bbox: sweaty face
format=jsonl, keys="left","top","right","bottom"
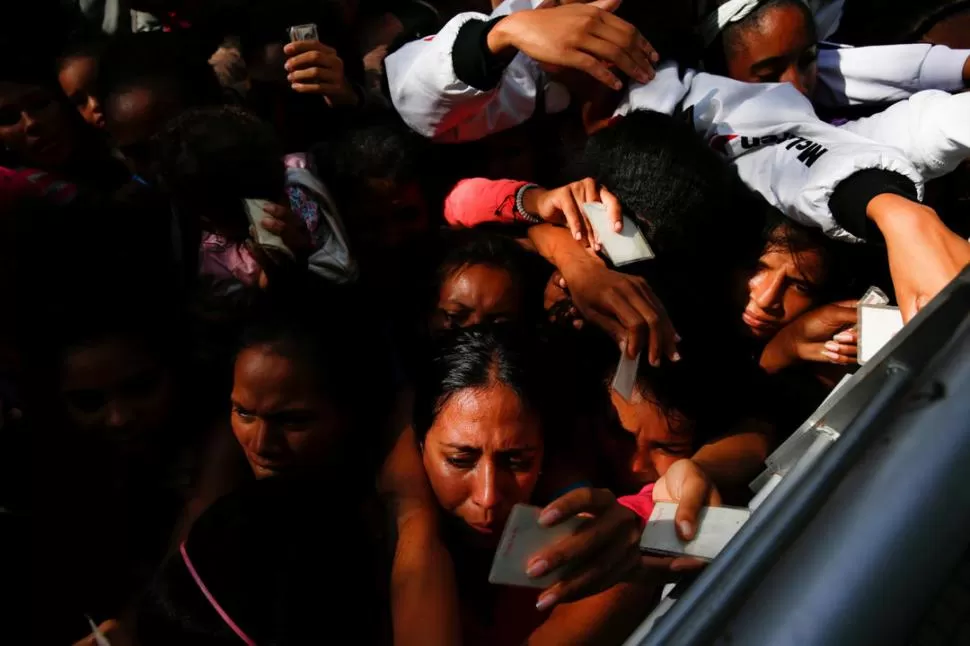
{"left": 0, "top": 82, "right": 75, "bottom": 169}
{"left": 60, "top": 338, "right": 175, "bottom": 450}
{"left": 725, "top": 4, "right": 819, "bottom": 98}
{"left": 58, "top": 56, "right": 104, "bottom": 129}
{"left": 231, "top": 346, "right": 345, "bottom": 479}
{"left": 738, "top": 241, "right": 826, "bottom": 340}
{"left": 422, "top": 384, "right": 543, "bottom": 545}
{"left": 608, "top": 388, "right": 693, "bottom": 487}
{"left": 431, "top": 264, "right": 522, "bottom": 331}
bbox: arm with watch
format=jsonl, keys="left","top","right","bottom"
{"left": 443, "top": 177, "right": 623, "bottom": 248}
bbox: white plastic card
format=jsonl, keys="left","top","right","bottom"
{"left": 488, "top": 504, "right": 586, "bottom": 589}
{"left": 611, "top": 349, "right": 642, "bottom": 401}
{"left": 243, "top": 198, "right": 294, "bottom": 259}
{"left": 640, "top": 502, "right": 750, "bottom": 561}
{"left": 582, "top": 202, "right": 655, "bottom": 266}
{"left": 858, "top": 304, "right": 903, "bottom": 364}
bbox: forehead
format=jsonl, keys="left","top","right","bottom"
{"left": 440, "top": 264, "right": 517, "bottom": 300}
{"left": 61, "top": 337, "right": 158, "bottom": 386}
{"left": 735, "top": 4, "right": 813, "bottom": 51}
{"left": 59, "top": 55, "right": 97, "bottom": 78}
{"left": 760, "top": 243, "right": 824, "bottom": 280}
{"left": 430, "top": 385, "right": 542, "bottom": 449}
{"left": 106, "top": 84, "right": 181, "bottom": 142}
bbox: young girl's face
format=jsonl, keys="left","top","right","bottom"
{"left": 231, "top": 345, "right": 345, "bottom": 479}
{"left": 58, "top": 55, "right": 105, "bottom": 129}
{"left": 724, "top": 3, "right": 819, "bottom": 98}
{"left": 431, "top": 263, "right": 522, "bottom": 331}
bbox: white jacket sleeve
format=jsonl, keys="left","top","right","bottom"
{"left": 839, "top": 91, "right": 970, "bottom": 181}
{"left": 619, "top": 66, "right": 924, "bottom": 241}
{"left": 815, "top": 43, "right": 969, "bottom": 108}
{"left": 385, "top": 0, "right": 568, "bottom": 142}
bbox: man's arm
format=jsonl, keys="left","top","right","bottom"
{"left": 815, "top": 43, "right": 970, "bottom": 108}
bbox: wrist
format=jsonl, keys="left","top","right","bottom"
{"left": 330, "top": 80, "right": 361, "bottom": 107}
{"left": 963, "top": 55, "right": 970, "bottom": 86}
{"left": 866, "top": 193, "right": 938, "bottom": 239}
{"left": 759, "top": 326, "right": 800, "bottom": 374}
{"left": 521, "top": 186, "right": 544, "bottom": 219}
{"left": 485, "top": 15, "right": 518, "bottom": 59}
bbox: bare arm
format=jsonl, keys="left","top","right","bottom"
{"left": 380, "top": 393, "right": 462, "bottom": 646}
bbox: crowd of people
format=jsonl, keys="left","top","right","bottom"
{"left": 4, "top": 0, "right": 969, "bottom": 643}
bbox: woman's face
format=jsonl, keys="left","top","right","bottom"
{"left": 431, "top": 263, "right": 522, "bottom": 331}
{"left": 58, "top": 55, "right": 104, "bottom": 129}
{"left": 231, "top": 345, "right": 345, "bottom": 479}
{"left": 725, "top": 4, "right": 818, "bottom": 98}
{"left": 422, "top": 384, "right": 543, "bottom": 543}
{"left": 0, "top": 81, "right": 76, "bottom": 168}
{"left": 736, "top": 240, "right": 826, "bottom": 340}
{"left": 608, "top": 388, "right": 693, "bottom": 487}
{"left": 60, "top": 338, "right": 175, "bottom": 450}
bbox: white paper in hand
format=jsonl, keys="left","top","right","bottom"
{"left": 858, "top": 304, "right": 904, "bottom": 364}
{"left": 640, "top": 502, "right": 750, "bottom": 561}
{"left": 582, "top": 203, "right": 655, "bottom": 266}
{"left": 243, "top": 198, "right": 294, "bottom": 259}
{"left": 289, "top": 23, "right": 319, "bottom": 42}
{"left": 611, "top": 347, "right": 641, "bottom": 402}
{"left": 488, "top": 504, "right": 586, "bottom": 589}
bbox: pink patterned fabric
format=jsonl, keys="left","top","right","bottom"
{"left": 199, "top": 234, "right": 262, "bottom": 286}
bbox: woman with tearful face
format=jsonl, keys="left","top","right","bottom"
{"left": 733, "top": 213, "right": 861, "bottom": 374}
{"left": 413, "top": 326, "right": 658, "bottom": 646}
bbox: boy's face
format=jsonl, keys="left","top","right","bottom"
{"left": 725, "top": 4, "right": 819, "bottom": 98}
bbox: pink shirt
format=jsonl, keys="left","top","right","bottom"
{"left": 444, "top": 177, "right": 530, "bottom": 228}
{"left": 618, "top": 483, "right": 656, "bottom": 523}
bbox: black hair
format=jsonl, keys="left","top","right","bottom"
{"left": 309, "top": 111, "right": 427, "bottom": 199}
{"left": 703, "top": 0, "right": 817, "bottom": 75}
{"left": 97, "top": 32, "right": 224, "bottom": 109}
{"left": 151, "top": 105, "right": 284, "bottom": 235}
{"left": 412, "top": 325, "right": 562, "bottom": 447}
{"left": 834, "top": 0, "right": 970, "bottom": 45}
{"left": 583, "top": 109, "right": 766, "bottom": 268}
{"left": 431, "top": 228, "right": 545, "bottom": 322}
{"left": 585, "top": 110, "right": 780, "bottom": 436}
{"left": 136, "top": 477, "right": 387, "bottom": 646}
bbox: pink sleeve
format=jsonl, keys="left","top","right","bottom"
{"left": 617, "top": 483, "right": 656, "bottom": 523}
{"left": 443, "top": 178, "right": 530, "bottom": 228}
